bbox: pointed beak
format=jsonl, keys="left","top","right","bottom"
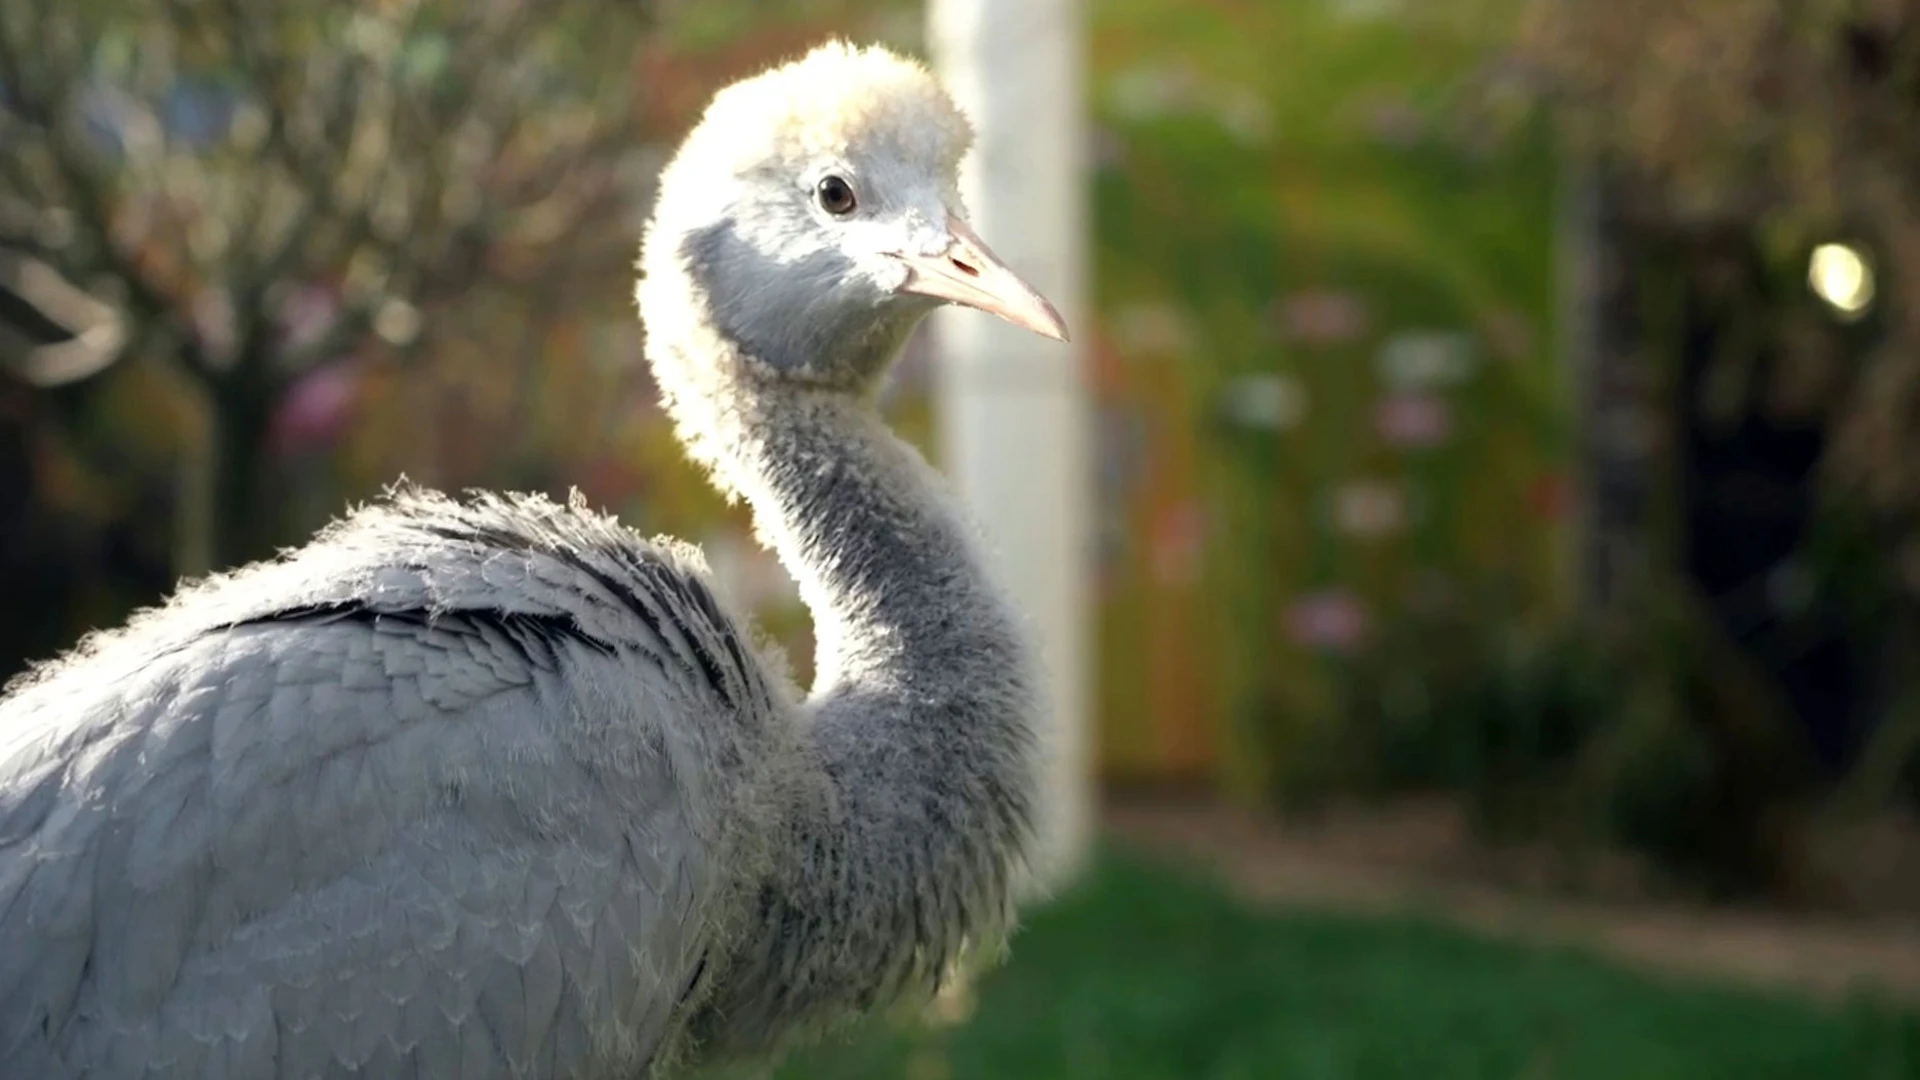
{"left": 891, "top": 215, "right": 1070, "bottom": 342}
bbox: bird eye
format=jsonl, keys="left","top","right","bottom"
{"left": 816, "top": 175, "right": 858, "bottom": 216}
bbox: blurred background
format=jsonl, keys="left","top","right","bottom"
{"left": 4, "top": 0, "right": 1920, "bottom": 1075}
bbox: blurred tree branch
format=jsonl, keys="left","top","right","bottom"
{"left": 0, "top": 0, "right": 652, "bottom": 571}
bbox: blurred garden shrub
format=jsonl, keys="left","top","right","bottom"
{"left": 1522, "top": 0, "right": 1920, "bottom": 579}
{"left": 1293, "top": 573, "right": 1879, "bottom": 900}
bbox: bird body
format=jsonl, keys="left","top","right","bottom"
{"left": 1, "top": 493, "right": 773, "bottom": 1077}
{"left": 0, "top": 41, "right": 1067, "bottom": 1079}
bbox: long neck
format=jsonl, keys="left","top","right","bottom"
{"left": 645, "top": 307, "right": 1041, "bottom": 1053}
{"left": 742, "top": 392, "right": 1021, "bottom": 695}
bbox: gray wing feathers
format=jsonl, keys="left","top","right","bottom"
{"left": 0, "top": 487, "right": 769, "bottom": 1078}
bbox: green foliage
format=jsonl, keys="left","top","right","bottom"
{"left": 1294, "top": 580, "right": 1829, "bottom": 898}
{"left": 1311, "top": 597, "right": 1614, "bottom": 815}
{"left": 711, "top": 851, "right": 1920, "bottom": 1080}
{"left": 1087, "top": 0, "right": 1571, "bottom": 799}
{"left": 1087, "top": 0, "right": 1920, "bottom": 901}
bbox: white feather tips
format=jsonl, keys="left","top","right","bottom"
{"left": 690, "top": 40, "right": 973, "bottom": 176}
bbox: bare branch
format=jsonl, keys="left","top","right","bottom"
{"left": 2, "top": 0, "right": 650, "bottom": 390}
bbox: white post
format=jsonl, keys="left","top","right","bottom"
{"left": 927, "top": 0, "right": 1092, "bottom": 888}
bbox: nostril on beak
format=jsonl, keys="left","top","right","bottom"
{"left": 949, "top": 255, "right": 981, "bottom": 278}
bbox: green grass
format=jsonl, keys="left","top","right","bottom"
{"left": 721, "top": 850, "right": 1920, "bottom": 1080}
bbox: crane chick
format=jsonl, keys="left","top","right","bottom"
{"left": 0, "top": 39, "right": 1066, "bottom": 1080}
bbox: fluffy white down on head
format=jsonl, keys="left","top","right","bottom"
{"left": 639, "top": 40, "right": 974, "bottom": 297}
{"left": 687, "top": 40, "right": 971, "bottom": 181}
{"left": 635, "top": 41, "right": 979, "bottom": 487}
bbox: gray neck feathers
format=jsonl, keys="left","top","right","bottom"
{"left": 638, "top": 244, "right": 1040, "bottom": 1055}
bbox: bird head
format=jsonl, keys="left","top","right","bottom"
{"left": 640, "top": 41, "right": 1068, "bottom": 392}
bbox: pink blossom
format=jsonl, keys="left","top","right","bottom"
{"left": 1365, "top": 99, "right": 1422, "bottom": 147}
{"left": 1150, "top": 500, "right": 1206, "bottom": 585}
{"left": 191, "top": 289, "right": 235, "bottom": 358}
{"left": 1267, "top": 290, "right": 1371, "bottom": 346}
{"left": 1331, "top": 481, "right": 1405, "bottom": 538}
{"left": 1284, "top": 589, "right": 1369, "bottom": 652}
{"left": 1376, "top": 392, "right": 1452, "bottom": 448}
{"left": 270, "top": 363, "right": 360, "bottom": 455}
{"left": 278, "top": 284, "right": 340, "bottom": 351}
